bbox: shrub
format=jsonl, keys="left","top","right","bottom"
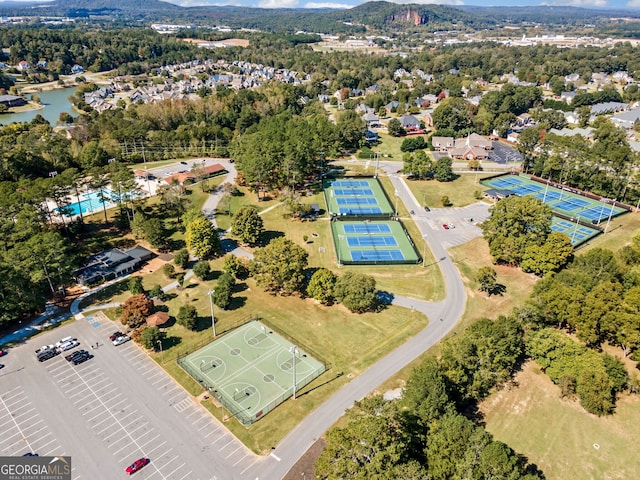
{"left": 177, "top": 304, "right": 198, "bottom": 330}
{"left": 162, "top": 263, "right": 175, "bottom": 279}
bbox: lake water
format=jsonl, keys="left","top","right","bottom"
{"left": 0, "top": 86, "right": 79, "bottom": 126}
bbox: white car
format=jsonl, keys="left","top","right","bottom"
{"left": 57, "top": 340, "right": 79, "bottom": 352}
{"left": 112, "top": 335, "right": 131, "bottom": 346}
{"left": 55, "top": 337, "right": 75, "bottom": 348}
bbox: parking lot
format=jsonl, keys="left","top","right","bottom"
{"left": 1, "top": 313, "right": 263, "bottom": 479}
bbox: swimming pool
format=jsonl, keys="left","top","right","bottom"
{"left": 58, "top": 190, "right": 115, "bottom": 216}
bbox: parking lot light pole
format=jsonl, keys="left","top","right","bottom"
{"left": 157, "top": 340, "right": 164, "bottom": 364}
{"left": 394, "top": 190, "right": 399, "bottom": 219}
{"left": 422, "top": 234, "right": 428, "bottom": 267}
{"left": 207, "top": 289, "right": 216, "bottom": 337}
{"left": 290, "top": 346, "right": 298, "bottom": 400}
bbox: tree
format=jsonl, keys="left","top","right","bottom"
{"left": 433, "top": 157, "right": 455, "bottom": 182}
{"left": 120, "top": 294, "right": 154, "bottom": 328}
{"left": 231, "top": 206, "right": 264, "bottom": 246}
{"left": 521, "top": 231, "right": 574, "bottom": 277}
{"left": 186, "top": 215, "right": 220, "bottom": 259}
{"left": 387, "top": 118, "right": 405, "bottom": 137}
{"left": 252, "top": 237, "right": 308, "bottom": 295}
{"left": 334, "top": 272, "right": 377, "bottom": 313}
{"left": 481, "top": 196, "right": 552, "bottom": 265}
{"left": 212, "top": 272, "right": 235, "bottom": 309}
{"left": 143, "top": 218, "right": 169, "bottom": 251}
{"left": 139, "top": 326, "right": 166, "bottom": 350}
{"left": 193, "top": 260, "right": 211, "bottom": 281}
{"left": 440, "top": 195, "right": 451, "bottom": 207}
{"left": 307, "top": 268, "right": 337, "bottom": 305}
{"left": 162, "top": 263, "right": 175, "bottom": 279}
{"left": 337, "top": 109, "right": 366, "bottom": 149}
{"left": 176, "top": 304, "right": 198, "bottom": 330}
{"left": 149, "top": 284, "right": 164, "bottom": 299}
{"left": 174, "top": 248, "right": 189, "bottom": 269}
{"left": 432, "top": 97, "right": 473, "bottom": 133}
{"left": 128, "top": 276, "right": 144, "bottom": 295}
{"left": 402, "top": 357, "right": 452, "bottom": 424}
{"left": 476, "top": 266, "right": 497, "bottom": 297}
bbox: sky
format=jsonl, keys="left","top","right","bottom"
{"left": 0, "top": 0, "right": 638, "bottom": 11}
{"left": 160, "top": 0, "right": 640, "bottom": 9}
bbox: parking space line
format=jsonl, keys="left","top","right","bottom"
{"left": 224, "top": 445, "right": 242, "bottom": 459}
{"left": 120, "top": 417, "right": 143, "bottom": 431}
{"left": 11, "top": 407, "right": 37, "bottom": 420}
{"left": 82, "top": 403, "right": 106, "bottom": 416}
{"left": 203, "top": 427, "right": 220, "bottom": 439}
{"left": 126, "top": 422, "right": 149, "bottom": 436}
{"left": 240, "top": 456, "right": 261, "bottom": 475}
{"left": 211, "top": 434, "right": 227, "bottom": 445}
{"left": 146, "top": 370, "right": 164, "bottom": 380}
{"left": 144, "top": 442, "right": 168, "bottom": 458}
{"left": 166, "top": 393, "right": 185, "bottom": 405}
{"left": 232, "top": 453, "right": 250, "bottom": 467}
{"left": 111, "top": 439, "right": 134, "bottom": 456}
{"left": 162, "top": 461, "right": 185, "bottom": 478}
{"left": 4, "top": 400, "right": 34, "bottom": 413}
{"left": 36, "top": 438, "right": 57, "bottom": 451}
{"left": 137, "top": 433, "right": 160, "bottom": 448}
{"left": 161, "top": 387, "right": 180, "bottom": 397}
{"left": 69, "top": 389, "right": 92, "bottom": 401}
{"left": 24, "top": 425, "right": 48, "bottom": 437}
{"left": 85, "top": 409, "right": 108, "bottom": 422}
{"left": 86, "top": 377, "right": 111, "bottom": 388}
{"left": 66, "top": 382, "right": 91, "bottom": 395}
{"left": 0, "top": 386, "right": 22, "bottom": 399}
{"left": 218, "top": 438, "right": 235, "bottom": 451}
{"left": 175, "top": 470, "right": 193, "bottom": 480}
{"left": 4, "top": 397, "right": 32, "bottom": 410}
{"left": 106, "top": 399, "right": 129, "bottom": 412}
{"left": 96, "top": 423, "right": 120, "bottom": 436}
{"left": 91, "top": 415, "right": 113, "bottom": 429}
{"left": 197, "top": 422, "right": 212, "bottom": 432}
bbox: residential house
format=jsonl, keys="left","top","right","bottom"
{"left": 590, "top": 102, "right": 628, "bottom": 116}
{"left": 399, "top": 114, "right": 421, "bottom": 130}
{"left": 610, "top": 108, "right": 640, "bottom": 129}
{"left": 507, "top": 131, "right": 520, "bottom": 143}
{"left": 71, "top": 64, "right": 84, "bottom": 75}
{"left": 560, "top": 91, "right": 577, "bottom": 104}
{"left": 361, "top": 112, "right": 380, "bottom": 127}
{"left": 564, "top": 73, "right": 580, "bottom": 83}
{"left": 17, "top": 60, "right": 31, "bottom": 71}
{"left": 431, "top": 136, "right": 454, "bottom": 151}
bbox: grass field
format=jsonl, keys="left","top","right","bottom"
{"left": 481, "top": 361, "right": 640, "bottom": 480}
{"left": 406, "top": 172, "right": 493, "bottom": 209}
{"left": 144, "top": 270, "right": 429, "bottom": 452}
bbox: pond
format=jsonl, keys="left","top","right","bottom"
{"left": 0, "top": 86, "right": 79, "bottom": 126}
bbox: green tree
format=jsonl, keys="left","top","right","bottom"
{"left": 176, "top": 304, "right": 198, "bottom": 330}
{"left": 212, "top": 272, "right": 235, "bottom": 309}
{"left": 476, "top": 266, "right": 497, "bottom": 297}
{"left": 162, "top": 263, "right": 175, "bottom": 279}
{"left": 334, "top": 271, "right": 377, "bottom": 313}
{"left": 143, "top": 218, "right": 169, "bottom": 251}
{"left": 433, "top": 157, "right": 455, "bottom": 182}
{"left": 231, "top": 205, "right": 265, "bottom": 246}
{"left": 128, "top": 276, "right": 144, "bottom": 295}
{"left": 402, "top": 357, "right": 452, "bottom": 424}
{"left": 186, "top": 215, "right": 221, "bottom": 259}
{"left": 432, "top": 97, "right": 473, "bottom": 133}
{"left": 149, "top": 284, "right": 164, "bottom": 299}
{"left": 139, "top": 326, "right": 166, "bottom": 350}
{"left": 387, "top": 118, "right": 405, "bottom": 137}
{"left": 252, "top": 237, "right": 308, "bottom": 295}
{"left": 306, "top": 268, "right": 337, "bottom": 305}
{"left": 193, "top": 260, "right": 211, "bottom": 281}
{"left": 521, "top": 231, "right": 574, "bottom": 277}
{"left": 174, "top": 248, "right": 189, "bottom": 269}
{"left": 481, "top": 196, "right": 552, "bottom": 265}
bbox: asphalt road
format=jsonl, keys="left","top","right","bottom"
{"left": 246, "top": 164, "right": 480, "bottom": 479}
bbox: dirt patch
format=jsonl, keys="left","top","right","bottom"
{"left": 135, "top": 257, "right": 167, "bottom": 276}
{"left": 283, "top": 438, "right": 325, "bottom": 480}
{"left": 181, "top": 37, "right": 250, "bottom": 47}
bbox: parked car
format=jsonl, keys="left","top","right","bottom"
{"left": 442, "top": 224, "right": 449, "bottom": 230}
{"left": 112, "top": 335, "right": 130, "bottom": 347}
{"left": 0, "top": 363, "right": 4, "bottom": 369}
{"left": 424, "top": 205, "right": 430, "bottom": 212}
{"left": 22, "top": 452, "right": 38, "bottom": 456}
{"left": 109, "top": 331, "right": 124, "bottom": 341}
{"left": 72, "top": 353, "right": 92, "bottom": 365}
{"left": 57, "top": 340, "right": 79, "bottom": 352}
{"left": 0, "top": 349, "right": 6, "bottom": 357}
{"left": 65, "top": 350, "right": 88, "bottom": 362}
{"left": 37, "top": 349, "right": 59, "bottom": 362}
{"left": 448, "top": 223, "right": 455, "bottom": 229}
{"left": 55, "top": 336, "right": 75, "bottom": 348}
{"left": 125, "top": 458, "right": 149, "bottom": 475}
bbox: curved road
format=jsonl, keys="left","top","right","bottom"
{"left": 247, "top": 162, "right": 470, "bottom": 479}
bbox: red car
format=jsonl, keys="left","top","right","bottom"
{"left": 125, "top": 458, "right": 149, "bottom": 475}
{"left": 442, "top": 224, "right": 449, "bottom": 230}
{"left": 0, "top": 349, "right": 6, "bottom": 357}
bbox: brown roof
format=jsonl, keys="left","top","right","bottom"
{"left": 163, "top": 163, "right": 225, "bottom": 185}
{"left": 146, "top": 312, "right": 170, "bottom": 327}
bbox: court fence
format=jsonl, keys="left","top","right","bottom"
{"left": 176, "top": 320, "right": 328, "bottom": 425}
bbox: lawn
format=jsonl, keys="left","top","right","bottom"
{"left": 406, "top": 172, "right": 494, "bottom": 209}
{"left": 374, "top": 235, "right": 538, "bottom": 393}
{"left": 368, "top": 131, "right": 429, "bottom": 161}
{"left": 144, "top": 269, "right": 429, "bottom": 453}
{"left": 480, "top": 361, "right": 640, "bottom": 480}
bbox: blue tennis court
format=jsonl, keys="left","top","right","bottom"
{"left": 351, "top": 250, "right": 405, "bottom": 261}
{"left": 347, "top": 236, "right": 397, "bottom": 247}
{"left": 534, "top": 190, "right": 562, "bottom": 201}
{"left": 344, "top": 224, "right": 391, "bottom": 234}
{"left": 510, "top": 184, "right": 543, "bottom": 195}
{"left": 575, "top": 206, "right": 614, "bottom": 222}
{"left": 490, "top": 177, "right": 523, "bottom": 188}
{"left": 333, "top": 180, "right": 369, "bottom": 187}
{"left": 336, "top": 197, "right": 378, "bottom": 205}
{"left": 551, "top": 217, "right": 600, "bottom": 245}
{"left": 334, "top": 188, "right": 374, "bottom": 196}
{"left": 338, "top": 207, "right": 383, "bottom": 215}
{"left": 553, "top": 198, "right": 590, "bottom": 211}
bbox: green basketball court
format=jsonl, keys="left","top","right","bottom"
{"left": 178, "top": 320, "right": 325, "bottom": 425}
